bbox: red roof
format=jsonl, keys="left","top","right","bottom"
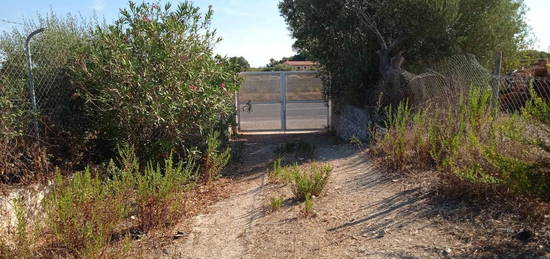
{"left": 285, "top": 61, "right": 318, "bottom": 66}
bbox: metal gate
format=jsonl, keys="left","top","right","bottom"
{"left": 237, "top": 71, "right": 330, "bottom": 132}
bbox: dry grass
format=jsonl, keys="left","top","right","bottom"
{"left": 0, "top": 142, "right": 227, "bottom": 258}
{"left": 372, "top": 85, "right": 550, "bottom": 209}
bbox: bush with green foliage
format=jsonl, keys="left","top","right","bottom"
{"left": 42, "top": 144, "right": 197, "bottom": 257}
{"left": 302, "top": 193, "right": 315, "bottom": 217}
{"left": 288, "top": 163, "right": 332, "bottom": 201}
{"left": 269, "top": 158, "right": 290, "bottom": 183}
{"left": 0, "top": 13, "right": 90, "bottom": 182}
{"left": 202, "top": 131, "right": 231, "bottom": 183}
{"left": 70, "top": 2, "right": 240, "bottom": 162}
{"left": 279, "top": 0, "right": 531, "bottom": 105}
{"left": 373, "top": 85, "right": 550, "bottom": 199}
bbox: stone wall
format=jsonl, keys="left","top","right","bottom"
{"left": 332, "top": 104, "right": 375, "bottom": 143}
{"left": 0, "top": 182, "right": 51, "bottom": 244}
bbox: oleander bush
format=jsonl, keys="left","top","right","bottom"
{"left": 0, "top": 1, "right": 241, "bottom": 183}
{"left": 71, "top": 1, "right": 240, "bottom": 162}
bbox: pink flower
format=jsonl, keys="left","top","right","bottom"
{"left": 188, "top": 85, "right": 198, "bottom": 92}
{"left": 152, "top": 4, "right": 159, "bottom": 9}
{"left": 143, "top": 17, "right": 151, "bottom": 22}
{"left": 219, "top": 83, "right": 225, "bottom": 89}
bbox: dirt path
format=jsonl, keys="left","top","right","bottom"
{"left": 149, "top": 138, "right": 276, "bottom": 259}
{"left": 149, "top": 133, "right": 548, "bottom": 258}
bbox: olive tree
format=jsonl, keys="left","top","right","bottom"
{"left": 279, "top": 0, "right": 531, "bottom": 105}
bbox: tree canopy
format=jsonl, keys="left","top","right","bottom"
{"left": 279, "top": 0, "right": 531, "bottom": 105}
{"left": 228, "top": 56, "right": 250, "bottom": 72}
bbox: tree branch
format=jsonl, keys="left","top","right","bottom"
{"left": 388, "top": 33, "right": 406, "bottom": 51}
{"left": 356, "top": 10, "right": 387, "bottom": 49}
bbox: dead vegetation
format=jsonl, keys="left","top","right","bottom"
{"left": 371, "top": 84, "right": 550, "bottom": 223}
{"left": 0, "top": 132, "right": 234, "bottom": 258}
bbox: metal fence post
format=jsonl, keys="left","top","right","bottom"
{"left": 25, "top": 28, "right": 45, "bottom": 138}
{"left": 280, "top": 72, "right": 287, "bottom": 131}
{"left": 492, "top": 51, "right": 503, "bottom": 113}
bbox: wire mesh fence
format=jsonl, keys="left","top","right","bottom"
{"left": 2, "top": 32, "right": 549, "bottom": 139}
{"left": 497, "top": 76, "right": 550, "bottom": 113}
{"left": 406, "top": 54, "right": 550, "bottom": 113}
{"left": 0, "top": 28, "right": 80, "bottom": 141}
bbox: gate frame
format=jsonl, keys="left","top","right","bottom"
{"left": 237, "top": 71, "right": 330, "bottom": 132}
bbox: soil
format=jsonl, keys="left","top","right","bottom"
{"left": 143, "top": 133, "right": 549, "bottom": 259}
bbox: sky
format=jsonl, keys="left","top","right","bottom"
{"left": 0, "top": 0, "right": 549, "bottom": 67}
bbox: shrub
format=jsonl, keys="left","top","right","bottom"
{"left": 135, "top": 155, "right": 197, "bottom": 231}
{"left": 42, "top": 145, "right": 197, "bottom": 256}
{"left": 0, "top": 13, "right": 93, "bottom": 183}
{"left": 202, "top": 131, "right": 231, "bottom": 183}
{"left": 269, "top": 158, "right": 291, "bottom": 183}
{"left": 522, "top": 84, "right": 550, "bottom": 124}
{"left": 71, "top": 1, "right": 240, "bottom": 162}
{"left": 289, "top": 163, "right": 332, "bottom": 201}
{"left": 42, "top": 168, "right": 124, "bottom": 257}
{"left": 0, "top": 69, "right": 46, "bottom": 183}
{"left": 373, "top": 85, "right": 550, "bottom": 200}
{"left": 0, "top": 198, "right": 36, "bottom": 258}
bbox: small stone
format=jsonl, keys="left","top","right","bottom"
{"left": 443, "top": 247, "right": 452, "bottom": 255}
{"left": 375, "top": 229, "right": 385, "bottom": 239}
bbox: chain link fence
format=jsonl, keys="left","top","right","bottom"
{"left": 1, "top": 26, "right": 86, "bottom": 182}
{"left": 405, "top": 54, "right": 550, "bottom": 113}
{"left": 1, "top": 28, "right": 81, "bottom": 141}
{"left": 497, "top": 75, "right": 550, "bottom": 113}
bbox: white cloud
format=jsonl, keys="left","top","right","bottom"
{"left": 90, "top": 0, "right": 105, "bottom": 11}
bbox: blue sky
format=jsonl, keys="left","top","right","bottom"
{"left": 0, "top": 0, "right": 548, "bottom": 67}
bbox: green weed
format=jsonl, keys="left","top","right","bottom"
{"left": 373, "top": 84, "right": 550, "bottom": 200}
{"left": 202, "top": 131, "right": 231, "bottom": 183}
{"left": 269, "top": 158, "right": 290, "bottom": 183}
{"left": 288, "top": 163, "right": 332, "bottom": 201}
{"left": 42, "top": 144, "right": 198, "bottom": 257}
{"left": 302, "top": 194, "right": 315, "bottom": 217}
{"left": 269, "top": 196, "right": 285, "bottom": 212}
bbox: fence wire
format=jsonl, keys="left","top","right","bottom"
{"left": 498, "top": 76, "right": 550, "bottom": 112}
{"left": 1, "top": 29, "right": 77, "bottom": 140}
{"left": 407, "top": 54, "right": 550, "bottom": 112}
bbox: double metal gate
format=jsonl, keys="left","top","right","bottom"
{"left": 236, "top": 71, "right": 330, "bottom": 132}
